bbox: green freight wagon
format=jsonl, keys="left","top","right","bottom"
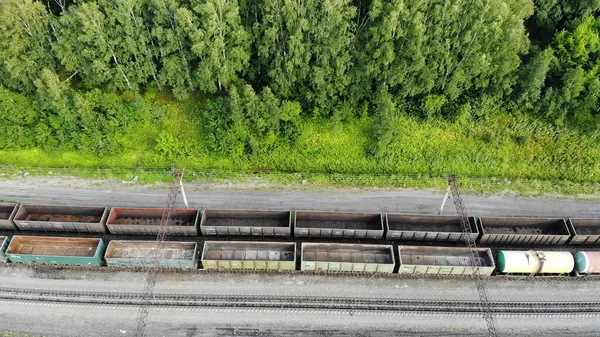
{"left": 398, "top": 245, "right": 495, "bottom": 276}
{"left": 5, "top": 236, "right": 105, "bottom": 266}
{"left": 0, "top": 204, "right": 18, "bottom": 230}
{"left": 301, "top": 243, "right": 395, "bottom": 273}
{"left": 104, "top": 240, "right": 198, "bottom": 269}
{"left": 0, "top": 236, "right": 8, "bottom": 262}
{"left": 201, "top": 241, "right": 296, "bottom": 270}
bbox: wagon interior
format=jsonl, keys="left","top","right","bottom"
{"left": 569, "top": 219, "right": 600, "bottom": 235}
{"left": 386, "top": 214, "right": 466, "bottom": 232}
{"left": 295, "top": 212, "right": 382, "bottom": 230}
{"left": 203, "top": 242, "right": 295, "bottom": 261}
{"left": 105, "top": 241, "right": 196, "bottom": 260}
{"left": 14, "top": 205, "right": 105, "bottom": 223}
{"left": 399, "top": 246, "right": 492, "bottom": 267}
{"left": 107, "top": 208, "right": 198, "bottom": 227}
{"left": 479, "top": 217, "right": 569, "bottom": 235}
{"left": 203, "top": 210, "right": 290, "bottom": 228}
{"left": 7, "top": 236, "right": 99, "bottom": 257}
{"left": 0, "top": 204, "right": 17, "bottom": 220}
{"left": 302, "top": 244, "right": 394, "bottom": 264}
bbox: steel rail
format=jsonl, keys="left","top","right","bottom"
{"left": 0, "top": 287, "right": 598, "bottom": 314}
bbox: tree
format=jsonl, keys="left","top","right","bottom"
{"left": 0, "top": 0, "right": 56, "bottom": 92}
{"left": 177, "top": 0, "right": 250, "bottom": 93}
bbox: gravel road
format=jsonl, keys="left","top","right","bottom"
{"left": 0, "top": 177, "right": 599, "bottom": 217}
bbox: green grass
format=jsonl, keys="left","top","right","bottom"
{"left": 1, "top": 92, "right": 600, "bottom": 196}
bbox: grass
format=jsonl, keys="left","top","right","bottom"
{"left": 0, "top": 91, "right": 599, "bottom": 197}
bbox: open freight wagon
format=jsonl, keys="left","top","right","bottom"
{"left": 301, "top": 243, "right": 395, "bottom": 273}
{"left": 385, "top": 214, "right": 478, "bottom": 242}
{"left": 4, "top": 236, "right": 105, "bottom": 266}
{"left": 398, "top": 245, "right": 495, "bottom": 275}
{"left": 477, "top": 217, "right": 571, "bottom": 245}
{"left": 104, "top": 240, "right": 198, "bottom": 269}
{"left": 106, "top": 207, "right": 200, "bottom": 236}
{"left": 567, "top": 219, "right": 600, "bottom": 245}
{"left": 200, "top": 210, "right": 291, "bottom": 236}
{"left": 12, "top": 205, "right": 108, "bottom": 233}
{"left": 201, "top": 241, "right": 296, "bottom": 270}
{"left": 0, "top": 203, "right": 18, "bottom": 230}
{"left": 294, "top": 211, "right": 384, "bottom": 239}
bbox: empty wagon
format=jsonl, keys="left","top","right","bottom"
{"left": 301, "top": 243, "right": 395, "bottom": 273}
{"left": 385, "top": 214, "right": 478, "bottom": 242}
{"left": 294, "top": 211, "right": 384, "bottom": 239}
{"left": 567, "top": 219, "right": 600, "bottom": 245}
{"left": 200, "top": 210, "right": 291, "bottom": 236}
{"left": 0, "top": 204, "right": 18, "bottom": 230}
{"left": 106, "top": 207, "right": 200, "bottom": 236}
{"left": 477, "top": 217, "right": 571, "bottom": 245}
{"left": 201, "top": 241, "right": 296, "bottom": 270}
{"left": 104, "top": 240, "right": 198, "bottom": 269}
{"left": 5, "top": 236, "right": 104, "bottom": 266}
{"left": 12, "top": 205, "right": 108, "bottom": 233}
{"left": 397, "top": 245, "right": 495, "bottom": 276}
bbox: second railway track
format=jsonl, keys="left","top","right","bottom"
{"left": 0, "top": 287, "right": 598, "bottom": 315}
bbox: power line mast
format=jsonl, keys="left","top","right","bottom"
{"left": 446, "top": 174, "right": 498, "bottom": 337}
{"left": 135, "top": 168, "right": 184, "bottom": 337}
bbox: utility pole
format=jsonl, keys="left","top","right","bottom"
{"left": 135, "top": 168, "right": 184, "bottom": 337}
{"left": 446, "top": 174, "right": 498, "bottom": 337}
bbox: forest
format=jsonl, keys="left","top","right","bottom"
{"left": 1, "top": 0, "right": 600, "bottom": 186}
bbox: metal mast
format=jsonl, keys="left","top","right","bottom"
{"left": 446, "top": 174, "right": 498, "bottom": 337}
{"left": 135, "top": 168, "right": 184, "bottom": 337}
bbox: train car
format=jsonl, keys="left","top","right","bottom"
{"left": 200, "top": 210, "right": 291, "bottom": 237}
{"left": 13, "top": 205, "right": 108, "bottom": 233}
{"left": 5, "top": 236, "right": 105, "bottom": 266}
{"left": 574, "top": 251, "right": 600, "bottom": 274}
{"left": 385, "top": 214, "right": 478, "bottom": 243}
{"left": 201, "top": 241, "right": 296, "bottom": 270}
{"left": 477, "top": 217, "right": 571, "bottom": 245}
{"left": 301, "top": 243, "right": 395, "bottom": 273}
{"left": 0, "top": 236, "right": 8, "bottom": 262}
{"left": 104, "top": 240, "right": 198, "bottom": 269}
{"left": 0, "top": 203, "right": 18, "bottom": 230}
{"left": 497, "top": 250, "right": 574, "bottom": 275}
{"left": 567, "top": 219, "right": 600, "bottom": 245}
{"left": 294, "top": 211, "right": 384, "bottom": 239}
{"left": 398, "top": 245, "right": 495, "bottom": 276}
{"left": 106, "top": 207, "right": 199, "bottom": 236}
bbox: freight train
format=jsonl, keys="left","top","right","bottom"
{"left": 1, "top": 203, "right": 600, "bottom": 277}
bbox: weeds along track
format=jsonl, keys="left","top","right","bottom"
{"left": 0, "top": 287, "right": 598, "bottom": 314}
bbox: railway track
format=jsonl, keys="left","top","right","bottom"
{"left": 0, "top": 287, "right": 598, "bottom": 314}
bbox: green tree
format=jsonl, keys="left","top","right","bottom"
{"left": 177, "top": 0, "right": 250, "bottom": 93}
{"left": 0, "top": 0, "right": 56, "bottom": 92}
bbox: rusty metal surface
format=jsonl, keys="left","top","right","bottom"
{"left": 7, "top": 236, "right": 101, "bottom": 256}
{"left": 397, "top": 245, "right": 495, "bottom": 276}
{"left": 478, "top": 217, "right": 571, "bottom": 245}
{"left": 385, "top": 214, "right": 479, "bottom": 242}
{"left": 295, "top": 212, "right": 384, "bottom": 239}
{"left": 106, "top": 207, "right": 199, "bottom": 236}
{"left": 568, "top": 219, "right": 600, "bottom": 245}
{"left": 201, "top": 210, "right": 291, "bottom": 236}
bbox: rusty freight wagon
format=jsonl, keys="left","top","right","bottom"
{"left": 397, "top": 245, "right": 495, "bottom": 276}
{"left": 477, "top": 217, "right": 571, "bottom": 245}
{"left": 301, "top": 243, "right": 395, "bottom": 273}
{"left": 294, "top": 212, "right": 384, "bottom": 239}
{"left": 104, "top": 240, "right": 198, "bottom": 269}
{"left": 200, "top": 210, "right": 291, "bottom": 236}
{"left": 0, "top": 203, "right": 18, "bottom": 230}
{"left": 5, "top": 236, "right": 105, "bottom": 266}
{"left": 567, "top": 219, "right": 600, "bottom": 245}
{"left": 0, "top": 236, "right": 8, "bottom": 262}
{"left": 12, "top": 205, "right": 108, "bottom": 233}
{"left": 106, "top": 207, "right": 200, "bottom": 236}
{"left": 385, "top": 214, "right": 478, "bottom": 242}
{"left": 201, "top": 241, "right": 296, "bottom": 270}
